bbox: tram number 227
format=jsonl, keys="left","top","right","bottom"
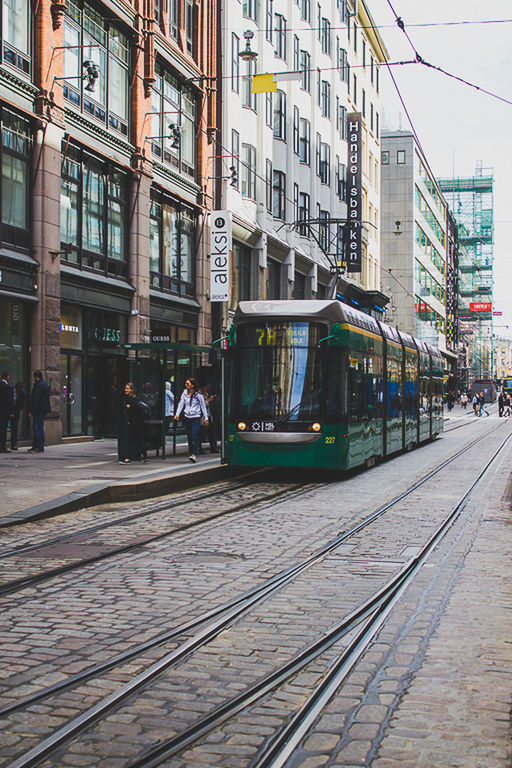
{"left": 324, "top": 436, "right": 336, "bottom": 444}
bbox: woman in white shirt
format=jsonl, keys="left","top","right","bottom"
{"left": 174, "top": 377, "right": 209, "bottom": 462}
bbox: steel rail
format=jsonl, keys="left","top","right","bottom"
{"left": 0, "top": 424, "right": 500, "bottom": 719}
{"left": 0, "top": 483, "right": 313, "bottom": 599}
{"left": 3, "top": 425, "right": 506, "bottom": 768}
{"left": 252, "top": 428, "right": 512, "bottom": 768}
{"left": 0, "top": 474, "right": 264, "bottom": 559}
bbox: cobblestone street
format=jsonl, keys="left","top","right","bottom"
{"left": 1, "top": 413, "right": 511, "bottom": 767}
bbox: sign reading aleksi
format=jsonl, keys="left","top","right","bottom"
{"left": 346, "top": 113, "right": 362, "bottom": 273}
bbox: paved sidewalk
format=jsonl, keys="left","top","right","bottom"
{"left": 0, "top": 438, "right": 223, "bottom": 524}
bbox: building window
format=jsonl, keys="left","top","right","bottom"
{"left": 300, "top": 50, "right": 310, "bottom": 91}
{"left": 362, "top": 38, "right": 366, "bottom": 67}
{"left": 336, "top": 101, "right": 347, "bottom": 139}
{"left": 169, "top": 0, "right": 178, "bottom": 39}
{"left": 241, "top": 143, "right": 256, "bottom": 199}
{"left": 336, "top": 158, "right": 346, "bottom": 200}
{"left": 243, "top": 0, "right": 257, "bottom": 21}
{"left": 231, "top": 34, "right": 240, "bottom": 92}
{"left": 337, "top": 44, "right": 348, "bottom": 82}
{"left": 397, "top": 150, "right": 405, "bottom": 164}
{"left": 231, "top": 129, "right": 240, "bottom": 190}
{"left": 265, "top": 91, "right": 273, "bottom": 127}
{"left": 316, "top": 69, "right": 321, "bottom": 105}
{"left": 231, "top": 242, "right": 252, "bottom": 309}
{"left": 301, "top": 0, "right": 311, "bottom": 23}
{"left": 63, "top": 1, "right": 129, "bottom": 136}
{"left": 318, "top": 210, "right": 329, "bottom": 251}
{"left": 1, "top": 108, "right": 30, "bottom": 249}
{"left": 319, "top": 142, "right": 330, "bottom": 184}
{"left": 242, "top": 58, "right": 257, "bottom": 110}
{"left": 266, "top": 0, "right": 273, "bottom": 41}
{"left": 275, "top": 14, "right": 287, "bottom": 60}
{"left": 293, "top": 106, "right": 300, "bottom": 155}
{"left": 149, "top": 191, "right": 196, "bottom": 296}
{"left": 2, "top": 0, "right": 31, "bottom": 74}
{"left": 352, "top": 73, "right": 357, "bottom": 104}
{"left": 362, "top": 88, "right": 366, "bottom": 118}
{"left": 273, "top": 89, "right": 286, "bottom": 140}
{"left": 294, "top": 272, "right": 306, "bottom": 299}
{"left": 321, "top": 80, "right": 331, "bottom": 117}
{"left": 293, "top": 35, "right": 300, "bottom": 70}
{"left": 60, "top": 143, "right": 128, "bottom": 277}
{"left": 185, "top": 0, "right": 195, "bottom": 57}
{"left": 266, "top": 259, "right": 281, "bottom": 299}
{"left": 298, "top": 192, "right": 310, "bottom": 235}
{"left": 266, "top": 159, "right": 273, "bottom": 212}
{"left": 321, "top": 18, "right": 331, "bottom": 55}
{"left": 272, "top": 170, "right": 286, "bottom": 219}
{"left": 299, "top": 118, "right": 310, "bottom": 164}
{"left": 151, "top": 65, "right": 197, "bottom": 179}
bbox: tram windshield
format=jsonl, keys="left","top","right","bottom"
{"left": 234, "top": 321, "right": 325, "bottom": 423}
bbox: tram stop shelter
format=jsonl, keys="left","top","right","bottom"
{"left": 123, "top": 341, "right": 217, "bottom": 458}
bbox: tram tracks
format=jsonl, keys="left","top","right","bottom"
{"left": 0, "top": 479, "right": 318, "bottom": 599}
{"left": 1, "top": 422, "right": 509, "bottom": 768}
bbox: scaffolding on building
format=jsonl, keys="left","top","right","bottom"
{"left": 438, "top": 165, "right": 494, "bottom": 386}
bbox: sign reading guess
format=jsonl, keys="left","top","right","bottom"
{"left": 210, "top": 211, "right": 232, "bottom": 302}
{"left": 470, "top": 302, "right": 492, "bottom": 312}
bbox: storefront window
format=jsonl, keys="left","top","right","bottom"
{"left": 63, "top": 1, "right": 129, "bottom": 136}
{"left": 150, "top": 190, "right": 196, "bottom": 297}
{"left": 2, "top": 0, "right": 30, "bottom": 74}
{"left": 0, "top": 297, "right": 29, "bottom": 386}
{"left": 60, "top": 143, "right": 128, "bottom": 277}
{"left": 1, "top": 109, "right": 30, "bottom": 249}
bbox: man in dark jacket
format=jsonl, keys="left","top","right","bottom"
{"left": 28, "top": 370, "right": 50, "bottom": 453}
{"left": 0, "top": 370, "right": 14, "bottom": 453}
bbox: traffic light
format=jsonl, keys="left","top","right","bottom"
{"left": 230, "top": 165, "right": 238, "bottom": 187}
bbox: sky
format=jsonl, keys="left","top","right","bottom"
{"left": 369, "top": 0, "right": 512, "bottom": 337}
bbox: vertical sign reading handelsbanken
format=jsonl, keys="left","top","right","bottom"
{"left": 210, "top": 211, "right": 232, "bottom": 302}
{"left": 346, "top": 113, "right": 362, "bottom": 273}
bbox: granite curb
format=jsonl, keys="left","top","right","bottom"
{"left": 0, "top": 461, "right": 233, "bottom": 528}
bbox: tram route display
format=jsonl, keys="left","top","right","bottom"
{"left": 225, "top": 299, "right": 444, "bottom": 471}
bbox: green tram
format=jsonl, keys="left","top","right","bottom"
{"left": 225, "top": 300, "right": 444, "bottom": 471}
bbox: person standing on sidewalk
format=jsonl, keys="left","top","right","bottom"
{"left": 0, "top": 371, "right": 14, "bottom": 453}
{"left": 10, "top": 382, "right": 26, "bottom": 450}
{"left": 174, "top": 378, "right": 208, "bottom": 463}
{"left": 120, "top": 382, "right": 147, "bottom": 464}
{"left": 28, "top": 371, "right": 50, "bottom": 452}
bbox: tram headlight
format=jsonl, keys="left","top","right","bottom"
{"left": 311, "top": 422, "right": 322, "bottom": 432}
{"left": 237, "top": 421, "right": 247, "bottom": 431}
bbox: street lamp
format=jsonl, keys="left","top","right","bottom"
{"left": 239, "top": 30, "right": 258, "bottom": 62}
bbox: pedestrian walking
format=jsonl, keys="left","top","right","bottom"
{"left": 10, "top": 382, "right": 26, "bottom": 450}
{"left": 472, "top": 393, "right": 479, "bottom": 416}
{"left": 0, "top": 370, "right": 14, "bottom": 453}
{"left": 498, "top": 391, "right": 505, "bottom": 417}
{"left": 28, "top": 371, "right": 50, "bottom": 452}
{"left": 174, "top": 377, "right": 209, "bottom": 463}
{"left": 119, "top": 382, "right": 147, "bottom": 463}
{"left": 504, "top": 394, "right": 511, "bottom": 417}
{"left": 479, "top": 392, "right": 489, "bottom": 417}
{"left": 460, "top": 392, "right": 468, "bottom": 410}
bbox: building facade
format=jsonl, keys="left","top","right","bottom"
{"left": 216, "top": 0, "right": 388, "bottom": 328}
{"left": 380, "top": 130, "right": 451, "bottom": 364}
{"left": 0, "top": 0, "right": 217, "bottom": 441}
{"left": 438, "top": 167, "right": 494, "bottom": 383}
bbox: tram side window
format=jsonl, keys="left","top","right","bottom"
{"left": 348, "top": 354, "right": 367, "bottom": 420}
{"left": 387, "top": 357, "right": 402, "bottom": 418}
{"left": 325, "top": 348, "right": 344, "bottom": 422}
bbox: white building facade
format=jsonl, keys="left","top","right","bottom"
{"left": 217, "top": 0, "right": 387, "bottom": 325}
{"left": 381, "top": 131, "right": 449, "bottom": 354}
